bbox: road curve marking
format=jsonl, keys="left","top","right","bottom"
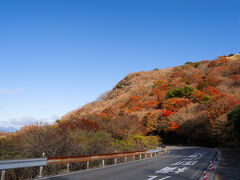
{"left": 159, "top": 176, "right": 171, "bottom": 180}
{"left": 147, "top": 176, "right": 158, "bottom": 180}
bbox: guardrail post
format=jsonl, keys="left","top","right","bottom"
{"left": 1, "top": 170, "right": 6, "bottom": 180}
{"left": 155, "top": 152, "right": 156, "bottom": 156}
{"left": 150, "top": 153, "right": 152, "bottom": 158}
{"left": 145, "top": 153, "right": 147, "bottom": 158}
{"left": 133, "top": 155, "right": 135, "bottom": 160}
{"left": 86, "top": 161, "right": 89, "bottom": 169}
{"left": 39, "top": 166, "right": 43, "bottom": 177}
{"left": 140, "top": 154, "right": 142, "bottom": 160}
{"left": 114, "top": 158, "right": 117, "bottom": 165}
{"left": 66, "top": 163, "right": 70, "bottom": 172}
{"left": 124, "top": 156, "right": 127, "bottom": 162}
{"left": 102, "top": 159, "right": 105, "bottom": 167}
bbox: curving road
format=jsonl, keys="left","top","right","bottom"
{"left": 37, "top": 146, "right": 215, "bottom": 180}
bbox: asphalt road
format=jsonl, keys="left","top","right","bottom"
{"left": 38, "top": 146, "right": 215, "bottom": 180}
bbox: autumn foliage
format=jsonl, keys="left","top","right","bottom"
{"left": 58, "top": 118, "right": 100, "bottom": 132}
{"left": 161, "top": 110, "right": 173, "bottom": 117}
{"left": 54, "top": 53, "right": 240, "bottom": 146}
{"left": 229, "top": 75, "right": 240, "bottom": 86}
{"left": 207, "top": 93, "right": 239, "bottom": 124}
{"left": 168, "top": 122, "right": 179, "bottom": 131}
{"left": 163, "top": 98, "right": 191, "bottom": 112}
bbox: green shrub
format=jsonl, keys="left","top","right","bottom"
{"left": 199, "top": 94, "right": 211, "bottom": 103}
{"left": 153, "top": 68, "right": 159, "bottom": 71}
{"left": 55, "top": 119, "right": 61, "bottom": 123}
{"left": 184, "top": 62, "right": 193, "bottom": 65}
{"left": 228, "top": 53, "right": 235, "bottom": 57}
{"left": 227, "top": 104, "right": 240, "bottom": 139}
{"left": 114, "top": 78, "right": 130, "bottom": 89}
{"left": 184, "top": 61, "right": 201, "bottom": 68}
{"left": 112, "top": 135, "right": 160, "bottom": 152}
{"left": 166, "top": 86, "right": 195, "bottom": 99}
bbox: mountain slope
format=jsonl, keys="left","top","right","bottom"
{"left": 60, "top": 53, "right": 240, "bottom": 146}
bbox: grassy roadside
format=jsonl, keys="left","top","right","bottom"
{"left": 216, "top": 149, "right": 240, "bottom": 180}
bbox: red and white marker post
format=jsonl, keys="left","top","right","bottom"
{"left": 209, "top": 161, "right": 214, "bottom": 171}
{"left": 203, "top": 171, "right": 208, "bottom": 180}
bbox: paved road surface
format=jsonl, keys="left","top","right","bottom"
{"left": 38, "top": 146, "right": 215, "bottom": 180}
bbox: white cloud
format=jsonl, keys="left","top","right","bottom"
{"left": 0, "top": 88, "right": 24, "bottom": 95}
{"left": 5, "top": 115, "right": 59, "bottom": 129}
{"left": 9, "top": 116, "right": 39, "bottom": 126}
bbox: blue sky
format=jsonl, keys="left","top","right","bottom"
{"left": 0, "top": 0, "right": 240, "bottom": 129}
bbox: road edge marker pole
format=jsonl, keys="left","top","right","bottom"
{"left": 203, "top": 171, "right": 208, "bottom": 180}
{"left": 1, "top": 170, "right": 6, "bottom": 180}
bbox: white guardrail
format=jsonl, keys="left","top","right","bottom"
{"left": 0, "top": 148, "right": 166, "bottom": 180}
{"left": 0, "top": 158, "right": 47, "bottom": 170}
{"left": 0, "top": 158, "right": 47, "bottom": 180}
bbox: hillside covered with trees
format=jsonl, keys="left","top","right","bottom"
{"left": 60, "top": 53, "right": 240, "bottom": 147}
{"left": 0, "top": 53, "right": 240, "bottom": 178}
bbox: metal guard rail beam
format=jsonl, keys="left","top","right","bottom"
{"left": 47, "top": 150, "right": 147, "bottom": 164}
{"left": 0, "top": 158, "right": 47, "bottom": 170}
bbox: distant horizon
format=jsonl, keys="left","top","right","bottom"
{"left": 0, "top": 126, "right": 17, "bottom": 132}
{"left": 1, "top": 0, "right": 240, "bottom": 129}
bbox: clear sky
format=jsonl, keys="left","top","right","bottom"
{"left": 0, "top": 0, "right": 239, "bottom": 129}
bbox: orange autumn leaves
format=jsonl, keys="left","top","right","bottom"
{"left": 168, "top": 122, "right": 179, "bottom": 131}
{"left": 58, "top": 117, "right": 100, "bottom": 132}
{"left": 161, "top": 110, "right": 178, "bottom": 131}
{"left": 162, "top": 98, "right": 191, "bottom": 112}
{"left": 119, "top": 95, "right": 159, "bottom": 114}
{"left": 207, "top": 93, "right": 239, "bottom": 124}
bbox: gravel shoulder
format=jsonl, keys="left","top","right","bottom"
{"left": 216, "top": 149, "right": 240, "bottom": 180}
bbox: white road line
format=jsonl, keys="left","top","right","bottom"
{"left": 155, "top": 167, "right": 177, "bottom": 174}
{"left": 159, "top": 176, "right": 171, "bottom": 180}
{"left": 147, "top": 175, "right": 158, "bottom": 180}
{"left": 174, "top": 166, "right": 189, "bottom": 174}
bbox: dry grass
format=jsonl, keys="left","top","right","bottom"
{"left": 228, "top": 53, "right": 240, "bottom": 61}
{"left": 0, "top": 132, "right": 9, "bottom": 138}
{"left": 62, "top": 68, "right": 174, "bottom": 120}
{"left": 168, "top": 103, "right": 206, "bottom": 125}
